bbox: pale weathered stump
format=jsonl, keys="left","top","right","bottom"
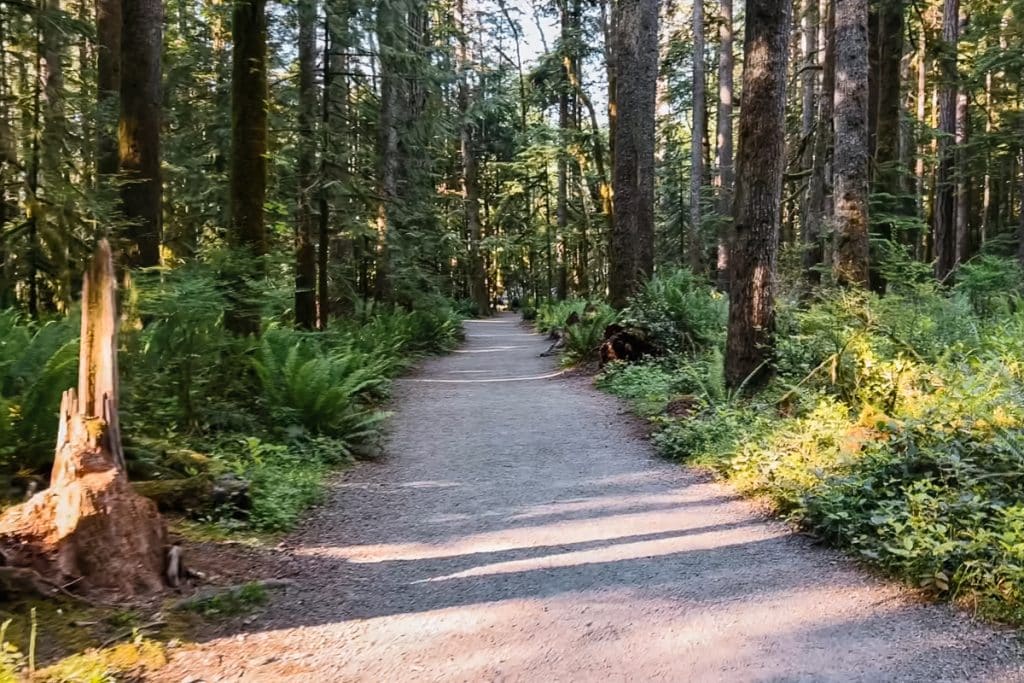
{"left": 0, "top": 240, "right": 166, "bottom": 595}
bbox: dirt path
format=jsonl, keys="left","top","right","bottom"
{"left": 159, "top": 314, "right": 1024, "bottom": 682}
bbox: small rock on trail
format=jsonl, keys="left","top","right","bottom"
{"left": 157, "top": 313, "right": 1024, "bottom": 682}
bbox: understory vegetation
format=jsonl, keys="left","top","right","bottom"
{"left": 0, "top": 258, "right": 462, "bottom": 534}
{"left": 571, "top": 256, "right": 1024, "bottom": 623}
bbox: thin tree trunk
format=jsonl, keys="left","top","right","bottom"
{"left": 832, "top": 0, "right": 870, "bottom": 286}
{"left": 609, "top": 0, "right": 658, "bottom": 309}
{"left": 120, "top": 0, "right": 162, "bottom": 268}
{"left": 690, "top": 0, "right": 705, "bottom": 271}
{"left": 555, "top": 0, "right": 573, "bottom": 300}
{"left": 1018, "top": 137, "right": 1024, "bottom": 266}
{"left": 96, "top": 0, "right": 120, "bottom": 181}
{"left": 954, "top": 12, "right": 969, "bottom": 265}
{"left": 804, "top": 0, "right": 835, "bottom": 284}
{"left": 457, "top": 0, "right": 490, "bottom": 316}
{"left": 867, "top": 0, "right": 903, "bottom": 291}
{"left": 295, "top": 0, "right": 317, "bottom": 329}
{"left": 226, "top": 0, "right": 268, "bottom": 335}
{"left": 715, "top": 0, "right": 734, "bottom": 291}
{"left": 933, "top": 0, "right": 959, "bottom": 281}
{"left": 725, "top": 0, "right": 793, "bottom": 390}
{"left": 798, "top": 0, "right": 818, "bottom": 241}
{"left": 374, "top": 1, "right": 402, "bottom": 300}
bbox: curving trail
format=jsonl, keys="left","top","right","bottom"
{"left": 159, "top": 313, "right": 1024, "bottom": 682}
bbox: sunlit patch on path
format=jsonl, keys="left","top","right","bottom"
{"left": 158, "top": 312, "right": 1024, "bottom": 682}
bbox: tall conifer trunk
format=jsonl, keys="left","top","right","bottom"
{"left": 457, "top": 0, "right": 489, "bottom": 316}
{"left": 832, "top": 0, "right": 870, "bottom": 286}
{"left": 226, "top": 0, "right": 268, "bottom": 335}
{"left": 690, "top": 0, "right": 705, "bottom": 271}
{"left": 725, "top": 0, "right": 793, "bottom": 390}
{"left": 295, "top": 0, "right": 317, "bottom": 329}
{"left": 933, "top": 0, "right": 959, "bottom": 281}
{"left": 715, "top": 0, "right": 734, "bottom": 291}
{"left": 119, "top": 0, "right": 162, "bottom": 268}
{"left": 96, "top": 0, "right": 120, "bottom": 181}
{"left": 609, "top": 0, "right": 658, "bottom": 309}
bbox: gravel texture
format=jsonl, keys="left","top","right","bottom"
{"left": 157, "top": 314, "right": 1024, "bottom": 682}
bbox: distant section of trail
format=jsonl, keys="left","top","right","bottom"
{"left": 159, "top": 313, "right": 1024, "bottom": 682}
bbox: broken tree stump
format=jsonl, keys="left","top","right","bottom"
{"left": 0, "top": 240, "right": 167, "bottom": 595}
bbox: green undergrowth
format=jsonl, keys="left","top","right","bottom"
{"left": 0, "top": 598, "right": 200, "bottom": 682}
{"left": 598, "top": 256, "right": 1024, "bottom": 625}
{"left": 0, "top": 259, "right": 463, "bottom": 536}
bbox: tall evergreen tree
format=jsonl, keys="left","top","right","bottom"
{"left": 725, "top": 0, "right": 793, "bottom": 390}
{"left": 832, "top": 0, "right": 871, "bottom": 286}
{"left": 609, "top": 0, "right": 658, "bottom": 309}
{"left": 119, "top": 0, "right": 162, "bottom": 267}
{"left": 227, "top": 0, "right": 268, "bottom": 334}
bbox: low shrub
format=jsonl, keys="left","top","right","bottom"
{"left": 599, "top": 269, "right": 1024, "bottom": 624}
{"left": 619, "top": 268, "right": 726, "bottom": 355}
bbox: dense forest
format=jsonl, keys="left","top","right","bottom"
{"left": 0, "top": 0, "right": 1023, "bottom": 673}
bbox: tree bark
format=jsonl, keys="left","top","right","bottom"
{"left": 609, "top": 0, "right": 658, "bottom": 309}
{"left": 690, "top": 0, "right": 706, "bottom": 271}
{"left": 557, "top": 0, "right": 570, "bottom": 301}
{"left": 954, "top": 13, "right": 969, "bottom": 266}
{"left": 227, "top": 0, "right": 268, "bottom": 335}
{"left": 457, "top": 0, "right": 490, "bottom": 316}
{"left": 1018, "top": 138, "right": 1024, "bottom": 266}
{"left": 831, "top": 0, "right": 870, "bottom": 286}
{"left": 933, "top": 0, "right": 959, "bottom": 281}
{"left": 96, "top": 0, "right": 120, "bottom": 180}
{"left": 804, "top": 0, "right": 835, "bottom": 285}
{"left": 725, "top": 0, "right": 793, "bottom": 391}
{"left": 374, "top": 0, "right": 403, "bottom": 300}
{"left": 798, "top": 0, "right": 818, "bottom": 248}
{"left": 867, "top": 0, "right": 904, "bottom": 291}
{"left": 295, "top": 0, "right": 317, "bottom": 330}
{"left": 715, "top": 0, "right": 734, "bottom": 291}
{"left": 120, "top": 0, "right": 162, "bottom": 268}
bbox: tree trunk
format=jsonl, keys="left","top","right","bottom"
{"left": 933, "top": 0, "right": 959, "bottom": 281}
{"left": 374, "top": 1, "right": 403, "bottom": 300}
{"left": 556, "top": 1, "right": 570, "bottom": 302}
{"left": 458, "top": 0, "right": 490, "bottom": 316}
{"left": 120, "top": 0, "right": 162, "bottom": 268}
{"left": 798, "top": 0, "right": 818, "bottom": 248}
{"left": 868, "top": 0, "right": 904, "bottom": 291}
{"left": 690, "top": 0, "right": 705, "bottom": 271}
{"left": 0, "top": 241, "right": 166, "bottom": 595}
{"left": 609, "top": 0, "right": 658, "bottom": 309}
{"left": 96, "top": 0, "right": 120, "bottom": 180}
{"left": 1018, "top": 139, "right": 1024, "bottom": 266}
{"left": 715, "top": 0, "right": 734, "bottom": 291}
{"left": 294, "top": 0, "right": 317, "bottom": 330}
{"left": 804, "top": 0, "right": 835, "bottom": 285}
{"left": 226, "top": 0, "right": 268, "bottom": 335}
{"left": 954, "top": 16, "right": 969, "bottom": 266}
{"left": 831, "top": 0, "right": 870, "bottom": 286}
{"left": 724, "top": 0, "right": 793, "bottom": 390}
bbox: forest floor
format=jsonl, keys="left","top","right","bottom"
{"left": 157, "top": 313, "right": 1024, "bottom": 682}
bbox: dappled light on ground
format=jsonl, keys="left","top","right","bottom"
{"left": 158, "top": 315, "right": 1024, "bottom": 682}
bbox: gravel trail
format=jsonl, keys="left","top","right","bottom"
{"left": 159, "top": 313, "right": 1024, "bottom": 682}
